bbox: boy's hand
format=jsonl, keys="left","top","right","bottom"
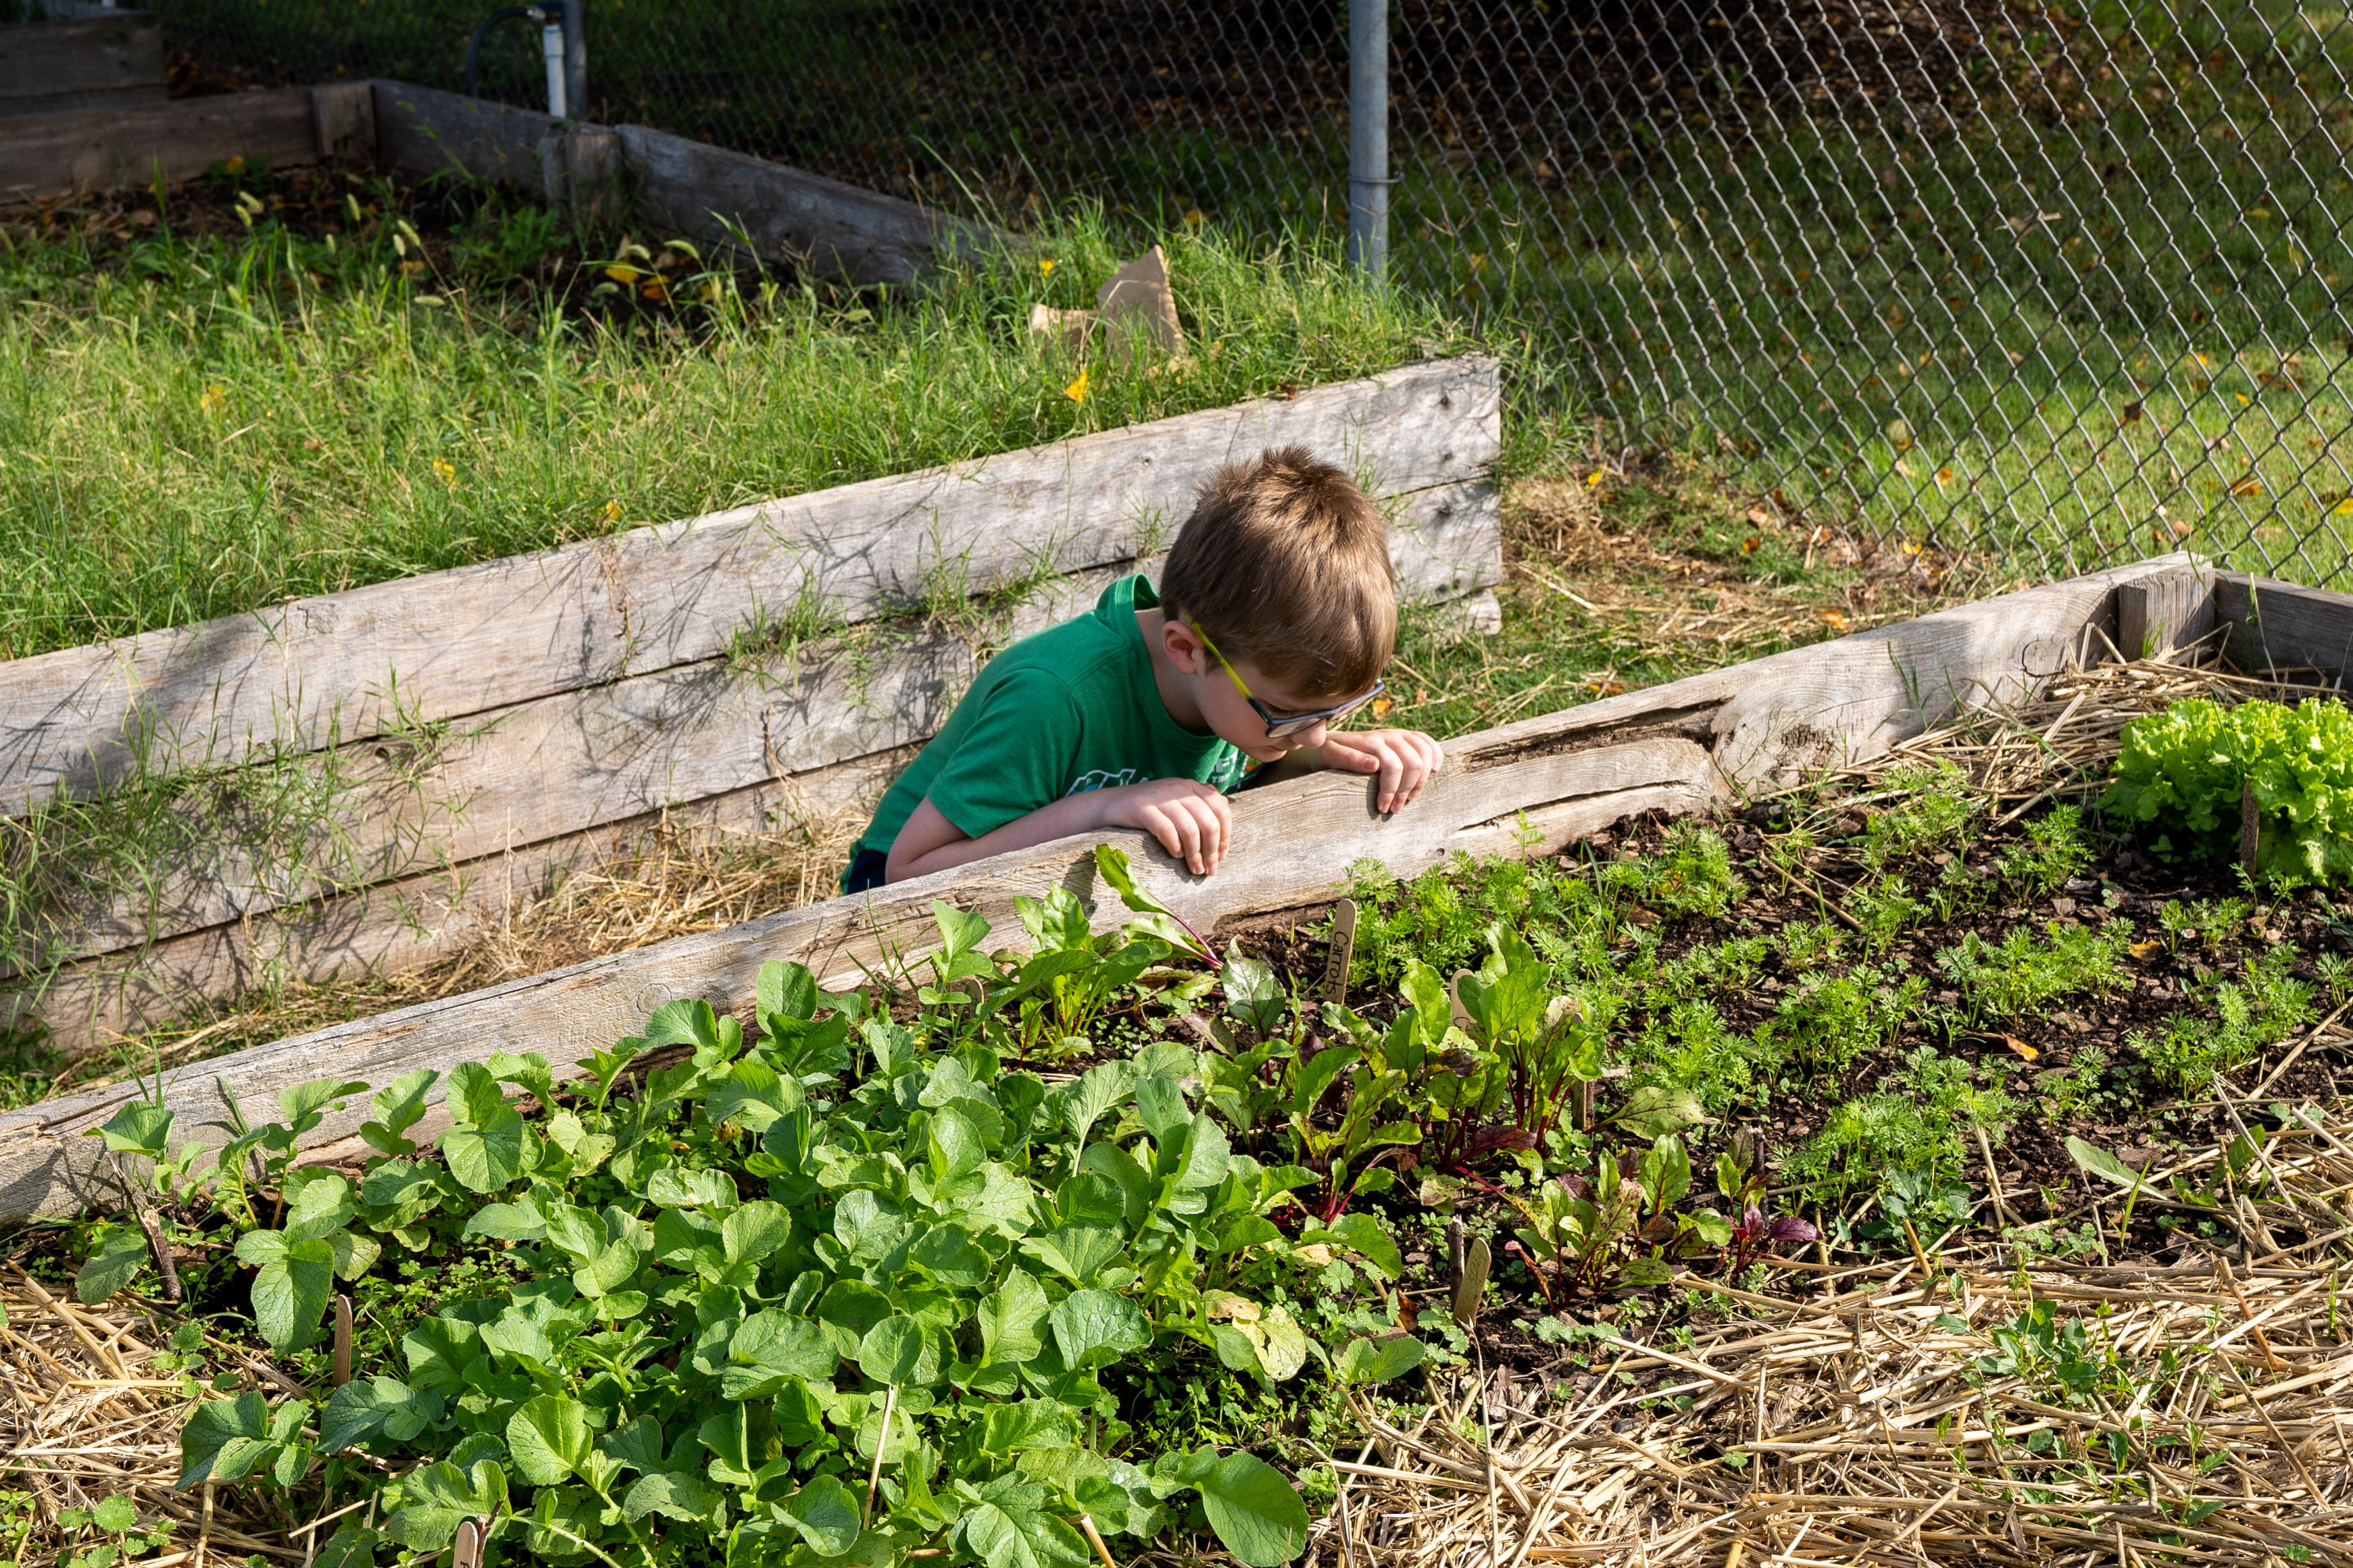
{"left": 1312, "top": 728, "right": 1445, "bottom": 814}
{"left": 1093, "top": 778, "right": 1233, "bottom": 876}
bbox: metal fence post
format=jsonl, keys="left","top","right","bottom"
{"left": 563, "top": 0, "right": 587, "bottom": 122}
{"left": 1345, "top": 0, "right": 1387, "bottom": 280}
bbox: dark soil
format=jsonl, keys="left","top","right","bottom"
{"left": 1221, "top": 784, "right": 2353, "bottom": 1360}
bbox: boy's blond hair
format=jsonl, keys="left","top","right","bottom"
{"left": 1158, "top": 447, "right": 1394, "bottom": 699}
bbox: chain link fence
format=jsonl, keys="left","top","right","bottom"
{"left": 73, "top": 0, "right": 2353, "bottom": 588}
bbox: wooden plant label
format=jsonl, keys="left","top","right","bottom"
{"left": 1452, "top": 1236, "right": 1491, "bottom": 1327}
{"left": 332, "top": 1293, "right": 353, "bottom": 1387}
{"left": 2240, "top": 778, "right": 2260, "bottom": 870}
{"left": 1321, "top": 898, "right": 1358, "bottom": 1004}
{"left": 1448, "top": 970, "right": 1476, "bottom": 1032}
{"left": 451, "top": 1518, "right": 486, "bottom": 1568}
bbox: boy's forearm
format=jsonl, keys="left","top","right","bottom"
{"left": 887, "top": 793, "right": 1104, "bottom": 882}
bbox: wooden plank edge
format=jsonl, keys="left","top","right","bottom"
{"left": 7, "top": 746, "right": 912, "bottom": 1057}
{"left": 0, "top": 551, "right": 2198, "bottom": 1220}
{"left": 2212, "top": 572, "right": 2353, "bottom": 684}
{"left": 0, "top": 86, "right": 330, "bottom": 201}
{"left": 0, "top": 726, "right": 1725, "bottom": 1219}
{"left": 0, "top": 358, "right": 1498, "bottom": 818}
{"left": 2114, "top": 559, "right": 2216, "bottom": 663}
{"left": 614, "top": 122, "right": 997, "bottom": 288}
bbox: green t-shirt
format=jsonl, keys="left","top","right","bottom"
{"left": 849, "top": 574, "right": 1249, "bottom": 879}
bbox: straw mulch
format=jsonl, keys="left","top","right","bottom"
{"left": 1321, "top": 644, "right": 2353, "bottom": 1567}
{"left": 0, "top": 1271, "right": 311, "bottom": 1568}
{"left": 1320, "top": 1107, "right": 2353, "bottom": 1567}
{"left": 61, "top": 802, "right": 868, "bottom": 1097}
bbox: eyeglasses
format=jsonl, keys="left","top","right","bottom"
{"left": 1192, "top": 625, "right": 1386, "bottom": 740}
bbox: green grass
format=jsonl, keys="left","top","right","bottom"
{"left": 133, "top": 0, "right": 2353, "bottom": 588}
{"left": 1392, "top": 2, "right": 2353, "bottom": 586}
{"left": 0, "top": 178, "right": 1455, "bottom": 659}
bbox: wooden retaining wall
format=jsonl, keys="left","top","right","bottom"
{"left": 0, "top": 13, "right": 165, "bottom": 122}
{"left": 14, "top": 551, "right": 2325, "bottom": 1221}
{"left": 0, "top": 74, "right": 980, "bottom": 285}
{"left": 0, "top": 357, "right": 1503, "bottom": 1050}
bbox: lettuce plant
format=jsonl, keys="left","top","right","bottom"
{"left": 2105, "top": 697, "right": 2353, "bottom": 884}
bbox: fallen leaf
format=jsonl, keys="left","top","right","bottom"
{"left": 1741, "top": 536, "right": 1762, "bottom": 554}
{"left": 2121, "top": 401, "right": 2142, "bottom": 424}
{"left": 1745, "top": 507, "right": 1775, "bottom": 528}
{"left": 1935, "top": 467, "right": 1954, "bottom": 484}
{"left": 1369, "top": 696, "right": 1394, "bottom": 719}
{"left": 605, "top": 264, "right": 642, "bottom": 283}
{"left": 1064, "top": 365, "right": 1089, "bottom": 403}
{"left": 1998, "top": 1035, "right": 2039, "bottom": 1061}
{"left": 224, "top": 155, "right": 246, "bottom": 176}
{"left": 2130, "top": 940, "right": 2163, "bottom": 959}
{"left": 1819, "top": 609, "right": 1850, "bottom": 631}
{"left": 2230, "top": 477, "right": 2262, "bottom": 497}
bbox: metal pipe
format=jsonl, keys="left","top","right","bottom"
{"left": 541, "top": 15, "right": 567, "bottom": 118}
{"left": 1346, "top": 0, "right": 1389, "bottom": 280}
{"left": 562, "top": 0, "right": 587, "bottom": 122}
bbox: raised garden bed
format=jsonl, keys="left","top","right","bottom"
{"left": 0, "top": 356, "right": 1498, "bottom": 1056}
{"left": 5, "top": 555, "right": 2352, "bottom": 1568}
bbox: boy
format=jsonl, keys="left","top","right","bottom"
{"left": 843, "top": 446, "right": 1445, "bottom": 891}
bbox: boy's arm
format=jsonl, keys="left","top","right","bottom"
{"left": 1264, "top": 728, "right": 1445, "bottom": 814}
{"left": 886, "top": 778, "right": 1235, "bottom": 882}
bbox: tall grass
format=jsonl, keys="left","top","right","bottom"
{"left": 0, "top": 197, "right": 1458, "bottom": 659}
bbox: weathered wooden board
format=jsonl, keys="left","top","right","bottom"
{"left": 616, "top": 124, "right": 991, "bottom": 287}
{"left": 0, "top": 84, "right": 369, "bottom": 201}
{"left": 28, "top": 625, "right": 974, "bottom": 973}
{"left": 17, "top": 745, "right": 913, "bottom": 1049}
{"left": 16, "top": 477, "right": 1491, "bottom": 982}
{"left": 0, "top": 359, "right": 1498, "bottom": 818}
{"left": 0, "top": 14, "right": 165, "bottom": 120}
{"left": 2115, "top": 561, "right": 2216, "bottom": 662}
{"left": 370, "top": 80, "right": 554, "bottom": 190}
{"left": 2214, "top": 572, "right": 2353, "bottom": 683}
{"left": 0, "top": 553, "right": 2194, "bottom": 1221}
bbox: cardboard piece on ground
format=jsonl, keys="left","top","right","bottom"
{"left": 1024, "top": 246, "right": 1187, "bottom": 365}
{"left": 1026, "top": 302, "right": 1095, "bottom": 350}
{"left": 1097, "top": 245, "right": 1185, "bottom": 363}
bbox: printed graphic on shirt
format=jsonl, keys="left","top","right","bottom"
{"left": 1065, "top": 768, "right": 1145, "bottom": 796}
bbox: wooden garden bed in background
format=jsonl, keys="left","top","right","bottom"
{"left": 0, "top": 358, "right": 1502, "bottom": 1052}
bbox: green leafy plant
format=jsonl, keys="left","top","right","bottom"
{"left": 1452, "top": 924, "right": 1608, "bottom": 1150}
{"left": 2131, "top": 944, "right": 2316, "bottom": 1092}
{"left": 1997, "top": 806, "right": 2096, "bottom": 900}
{"left": 161, "top": 927, "right": 1417, "bottom": 1568}
{"left": 1935, "top": 921, "right": 2132, "bottom": 1026}
{"left": 1860, "top": 765, "right": 1981, "bottom": 870}
{"left": 50, "top": 1495, "right": 170, "bottom": 1568}
{"left": 1502, "top": 1134, "right": 1729, "bottom": 1305}
{"left": 2036, "top": 1045, "right": 2110, "bottom": 1123}
{"left": 1753, "top": 964, "right": 1921, "bottom": 1078}
{"left": 2104, "top": 697, "right": 2353, "bottom": 884}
